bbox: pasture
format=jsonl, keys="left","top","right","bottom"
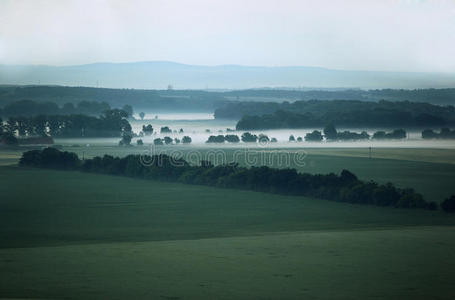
{"left": 1, "top": 166, "right": 455, "bottom": 299}
{"left": 4, "top": 144, "right": 454, "bottom": 202}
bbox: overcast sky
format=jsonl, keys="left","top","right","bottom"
{"left": 0, "top": 0, "right": 454, "bottom": 72}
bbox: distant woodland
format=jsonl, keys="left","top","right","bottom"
{"left": 1, "top": 86, "right": 454, "bottom": 129}
{"left": 0, "top": 86, "right": 454, "bottom": 113}
{"left": 228, "top": 100, "right": 455, "bottom": 129}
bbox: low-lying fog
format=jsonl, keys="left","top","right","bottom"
{"left": 55, "top": 113, "right": 455, "bottom": 149}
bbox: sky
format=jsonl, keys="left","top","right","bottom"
{"left": 0, "top": 0, "right": 454, "bottom": 72}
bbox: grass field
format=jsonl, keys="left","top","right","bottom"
{"left": 1, "top": 166, "right": 455, "bottom": 299}
{"left": 2, "top": 228, "right": 455, "bottom": 300}
{"left": 2, "top": 145, "right": 455, "bottom": 202}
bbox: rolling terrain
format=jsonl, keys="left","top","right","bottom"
{"left": 1, "top": 165, "right": 455, "bottom": 299}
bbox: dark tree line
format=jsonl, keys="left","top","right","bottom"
{"left": 323, "top": 124, "right": 370, "bottom": 141}
{"left": 2, "top": 87, "right": 455, "bottom": 115}
{"left": 303, "top": 126, "right": 405, "bottom": 142}
{"left": 153, "top": 136, "right": 192, "bottom": 145}
{"left": 422, "top": 128, "right": 455, "bottom": 139}
{"left": 20, "top": 148, "right": 441, "bottom": 211}
{"left": 441, "top": 195, "right": 455, "bottom": 212}
{"left": 372, "top": 129, "right": 407, "bottom": 140}
{"left": 224, "top": 100, "right": 455, "bottom": 130}
{"left": 235, "top": 109, "right": 453, "bottom": 130}
{"left": 3, "top": 109, "right": 132, "bottom": 138}
{"left": 0, "top": 99, "right": 114, "bottom": 117}
{"left": 206, "top": 133, "right": 276, "bottom": 144}
{"left": 0, "top": 86, "right": 228, "bottom": 112}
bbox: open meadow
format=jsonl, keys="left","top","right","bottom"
{"left": 1, "top": 164, "right": 455, "bottom": 299}
{"left": 1, "top": 136, "right": 455, "bottom": 299}
{"left": 4, "top": 144, "right": 454, "bottom": 202}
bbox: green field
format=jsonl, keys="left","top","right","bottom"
{"left": 4, "top": 145, "right": 454, "bottom": 202}
{"left": 2, "top": 228, "right": 455, "bottom": 300}
{"left": 1, "top": 165, "right": 455, "bottom": 299}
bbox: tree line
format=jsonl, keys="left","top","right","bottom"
{"left": 19, "top": 147, "right": 451, "bottom": 211}
{"left": 203, "top": 126, "right": 406, "bottom": 144}
{"left": 216, "top": 99, "right": 455, "bottom": 122}
{"left": 0, "top": 99, "right": 132, "bottom": 117}
{"left": 0, "top": 86, "right": 227, "bottom": 112}
{"left": 1, "top": 109, "right": 132, "bottom": 138}
{"left": 234, "top": 107, "right": 454, "bottom": 130}
{"left": 422, "top": 128, "right": 455, "bottom": 139}
{"left": 205, "top": 133, "right": 275, "bottom": 144}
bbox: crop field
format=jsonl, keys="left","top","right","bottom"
{"left": 3, "top": 145, "right": 454, "bottom": 202}
{"left": 1, "top": 165, "right": 455, "bottom": 299}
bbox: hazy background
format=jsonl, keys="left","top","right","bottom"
{"left": 1, "top": 0, "right": 455, "bottom": 73}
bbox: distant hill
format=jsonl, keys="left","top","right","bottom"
{"left": 1, "top": 61, "right": 454, "bottom": 89}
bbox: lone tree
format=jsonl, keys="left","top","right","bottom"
{"left": 258, "top": 134, "right": 270, "bottom": 144}
{"left": 305, "top": 130, "right": 323, "bottom": 142}
{"left": 153, "top": 138, "right": 164, "bottom": 145}
{"left": 142, "top": 124, "right": 154, "bottom": 135}
{"left": 324, "top": 124, "right": 338, "bottom": 140}
{"left": 163, "top": 136, "right": 173, "bottom": 145}
{"left": 241, "top": 132, "right": 258, "bottom": 143}
{"left": 182, "top": 136, "right": 192, "bottom": 144}
{"left": 289, "top": 135, "right": 295, "bottom": 142}
{"left": 139, "top": 112, "right": 145, "bottom": 120}
{"left": 160, "top": 126, "right": 172, "bottom": 133}
{"left": 441, "top": 195, "right": 455, "bottom": 212}
{"left": 206, "top": 135, "right": 225, "bottom": 143}
{"left": 119, "top": 132, "right": 132, "bottom": 146}
{"left": 225, "top": 135, "right": 240, "bottom": 143}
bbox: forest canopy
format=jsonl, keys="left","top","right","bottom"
{"left": 231, "top": 100, "right": 455, "bottom": 130}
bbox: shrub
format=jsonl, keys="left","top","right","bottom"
{"left": 441, "top": 195, "right": 455, "bottom": 212}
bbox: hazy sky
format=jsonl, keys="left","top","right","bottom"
{"left": 1, "top": 0, "right": 454, "bottom": 72}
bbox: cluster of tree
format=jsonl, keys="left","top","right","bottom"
{"left": 288, "top": 126, "right": 394, "bottom": 143}
{"left": 205, "top": 133, "right": 276, "bottom": 144}
{"left": 372, "top": 129, "right": 406, "bottom": 140}
{"left": 441, "top": 195, "right": 455, "bottom": 212}
{"left": 422, "top": 128, "right": 455, "bottom": 139}
{"left": 235, "top": 107, "right": 453, "bottom": 130}
{"left": 160, "top": 126, "right": 172, "bottom": 133}
{"left": 217, "top": 99, "right": 455, "bottom": 129}
{"left": 288, "top": 127, "right": 406, "bottom": 143}
{"left": 19, "top": 148, "right": 439, "bottom": 211}
{"left": 153, "top": 136, "right": 192, "bottom": 145}
{"left": 0, "top": 86, "right": 228, "bottom": 112}
{"left": 289, "top": 135, "right": 303, "bottom": 142}
{"left": 0, "top": 99, "right": 117, "bottom": 117}
{"left": 2, "top": 86, "right": 454, "bottom": 117}
{"left": 2, "top": 109, "right": 132, "bottom": 138}
{"left": 142, "top": 124, "right": 154, "bottom": 135}
{"left": 304, "top": 131, "right": 323, "bottom": 142}
{"left": 206, "top": 135, "right": 228, "bottom": 143}
{"left": 323, "top": 124, "right": 370, "bottom": 141}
